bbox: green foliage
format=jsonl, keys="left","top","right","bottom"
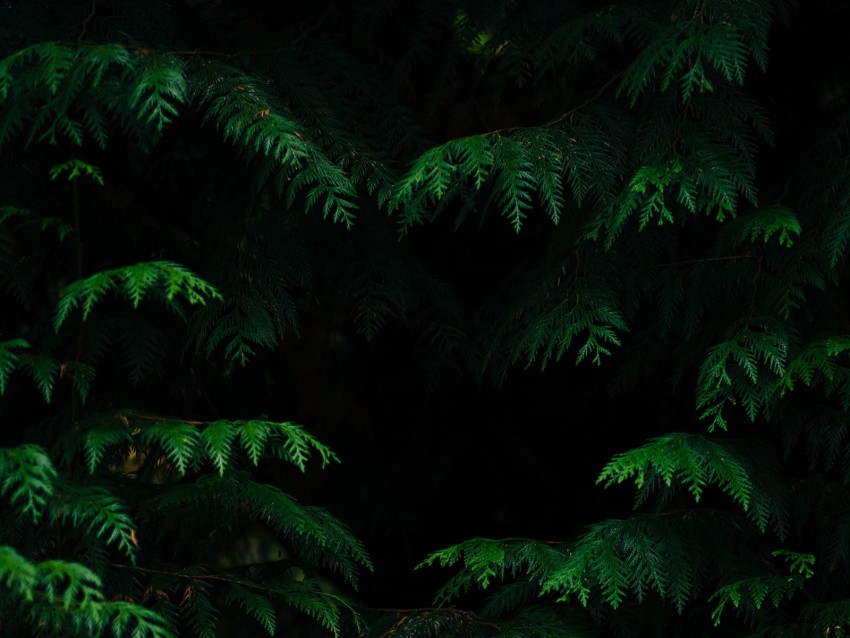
{"left": 275, "top": 579, "right": 363, "bottom": 638}
{"left": 696, "top": 319, "right": 792, "bottom": 430}
{"left": 0, "top": 337, "right": 30, "bottom": 393}
{"left": 419, "top": 538, "right": 571, "bottom": 606}
{"left": 3, "top": 418, "right": 365, "bottom": 636}
{"left": 1, "top": 444, "right": 57, "bottom": 523}
{"left": 0, "top": 546, "right": 175, "bottom": 637}
{"left": 54, "top": 261, "right": 222, "bottom": 330}
{"left": 225, "top": 584, "right": 277, "bottom": 635}
{"left": 0, "top": 204, "right": 73, "bottom": 239}
{"left": 710, "top": 574, "right": 806, "bottom": 627}
{"left": 709, "top": 551, "right": 815, "bottom": 627}
{"left": 0, "top": 41, "right": 133, "bottom": 147}
{"left": 193, "top": 60, "right": 359, "bottom": 226}
{"left": 4, "top": 0, "right": 850, "bottom": 637}
{"left": 19, "top": 353, "right": 61, "bottom": 402}
{"left": 128, "top": 52, "right": 186, "bottom": 132}
{"left": 77, "top": 411, "right": 338, "bottom": 475}
{"left": 391, "top": 117, "right": 621, "bottom": 234}
{"left": 719, "top": 205, "right": 802, "bottom": 249}
{"left": 49, "top": 158, "right": 105, "bottom": 185}
{"left": 53, "top": 481, "right": 139, "bottom": 561}
{"left": 179, "top": 579, "right": 219, "bottom": 638}
{"left": 597, "top": 433, "right": 781, "bottom": 533}
{"left": 236, "top": 480, "right": 373, "bottom": 587}
{"left": 0, "top": 43, "right": 367, "bottom": 630}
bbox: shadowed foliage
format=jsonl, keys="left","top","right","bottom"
{"left": 4, "top": 1, "right": 850, "bottom": 636}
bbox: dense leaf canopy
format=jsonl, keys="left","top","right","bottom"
{"left": 3, "top": 0, "right": 850, "bottom": 636}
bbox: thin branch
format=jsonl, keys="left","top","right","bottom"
{"left": 112, "top": 563, "right": 236, "bottom": 583}
{"left": 366, "top": 607, "right": 502, "bottom": 637}
{"left": 121, "top": 43, "right": 240, "bottom": 60}
{"left": 115, "top": 411, "right": 206, "bottom": 426}
{"left": 656, "top": 254, "right": 755, "bottom": 267}
{"left": 77, "top": 0, "right": 97, "bottom": 43}
{"left": 480, "top": 70, "right": 625, "bottom": 137}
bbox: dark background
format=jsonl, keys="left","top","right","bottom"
{"left": 2, "top": 0, "right": 849, "bottom": 615}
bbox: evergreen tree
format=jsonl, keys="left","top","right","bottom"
{"left": 2, "top": 0, "right": 850, "bottom": 636}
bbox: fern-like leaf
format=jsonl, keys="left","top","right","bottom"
{"left": 49, "top": 158, "right": 105, "bottom": 185}
{"left": 141, "top": 418, "right": 200, "bottom": 475}
{"left": 718, "top": 204, "right": 802, "bottom": 249}
{"left": 102, "top": 600, "right": 176, "bottom": 638}
{"left": 128, "top": 52, "right": 186, "bottom": 132}
{"left": 0, "top": 549, "right": 176, "bottom": 638}
{"left": 179, "top": 579, "right": 219, "bottom": 638}
{"left": 0, "top": 545, "right": 39, "bottom": 600}
{"left": 0, "top": 444, "right": 57, "bottom": 523}
{"left": 0, "top": 338, "right": 29, "bottom": 394}
{"left": 54, "top": 482, "right": 139, "bottom": 562}
{"left": 81, "top": 421, "right": 135, "bottom": 474}
{"left": 200, "top": 420, "right": 236, "bottom": 476}
{"left": 276, "top": 578, "right": 361, "bottom": 638}
{"left": 697, "top": 318, "right": 792, "bottom": 431}
{"left": 19, "top": 353, "right": 59, "bottom": 402}
{"left": 0, "top": 550, "right": 171, "bottom": 638}
{"left": 54, "top": 261, "right": 222, "bottom": 331}
{"left": 78, "top": 412, "right": 339, "bottom": 476}
{"left": 419, "top": 538, "right": 571, "bottom": 607}
{"left": 194, "top": 61, "right": 358, "bottom": 225}
{"left": 239, "top": 480, "right": 373, "bottom": 587}
{"left": 225, "top": 584, "right": 277, "bottom": 635}
{"left": 597, "top": 432, "right": 780, "bottom": 532}
{"left": 710, "top": 552, "right": 815, "bottom": 628}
